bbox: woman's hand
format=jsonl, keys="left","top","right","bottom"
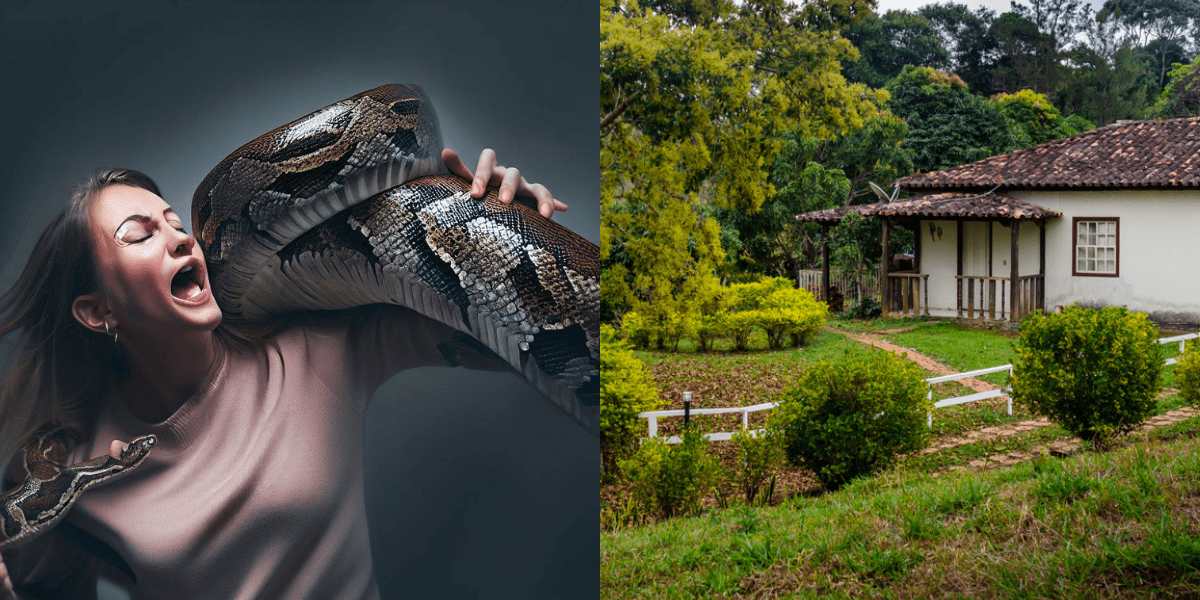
{"left": 0, "top": 552, "right": 17, "bottom": 600}
{"left": 441, "top": 148, "right": 568, "bottom": 219}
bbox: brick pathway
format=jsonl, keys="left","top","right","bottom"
{"left": 823, "top": 327, "right": 997, "bottom": 393}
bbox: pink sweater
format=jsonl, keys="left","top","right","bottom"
{"left": 7, "top": 306, "right": 461, "bottom": 599}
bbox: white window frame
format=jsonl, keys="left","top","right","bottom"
{"left": 1072, "top": 217, "right": 1119, "bottom": 277}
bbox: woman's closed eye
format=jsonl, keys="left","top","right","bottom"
{"left": 114, "top": 219, "right": 154, "bottom": 245}
{"left": 114, "top": 216, "right": 187, "bottom": 245}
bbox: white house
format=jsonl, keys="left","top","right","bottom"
{"left": 798, "top": 117, "right": 1200, "bottom": 324}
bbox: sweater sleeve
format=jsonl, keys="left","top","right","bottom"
{"left": 300, "top": 305, "right": 509, "bottom": 415}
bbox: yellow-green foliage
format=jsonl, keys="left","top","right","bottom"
{"left": 1011, "top": 306, "right": 1162, "bottom": 447}
{"left": 619, "top": 311, "right": 652, "bottom": 348}
{"left": 601, "top": 325, "right": 665, "bottom": 475}
{"left": 761, "top": 287, "right": 828, "bottom": 348}
{"left": 770, "top": 349, "right": 930, "bottom": 490}
{"left": 1175, "top": 339, "right": 1200, "bottom": 404}
{"left": 619, "top": 428, "right": 722, "bottom": 518}
{"left": 726, "top": 311, "right": 760, "bottom": 351}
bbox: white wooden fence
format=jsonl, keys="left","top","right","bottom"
{"left": 639, "top": 402, "right": 778, "bottom": 443}
{"left": 1160, "top": 332, "right": 1199, "bottom": 365}
{"left": 641, "top": 331, "right": 1199, "bottom": 442}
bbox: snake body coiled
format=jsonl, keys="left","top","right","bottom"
{"left": 0, "top": 84, "right": 598, "bottom": 551}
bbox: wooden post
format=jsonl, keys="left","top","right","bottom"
{"left": 822, "top": 223, "right": 831, "bottom": 304}
{"left": 881, "top": 219, "right": 891, "bottom": 317}
{"left": 988, "top": 221, "right": 993, "bottom": 278}
{"left": 1039, "top": 219, "right": 1046, "bottom": 312}
{"left": 956, "top": 220, "right": 963, "bottom": 317}
{"left": 1010, "top": 219, "right": 1020, "bottom": 322}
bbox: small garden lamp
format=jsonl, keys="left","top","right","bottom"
{"left": 683, "top": 391, "right": 693, "bottom": 426}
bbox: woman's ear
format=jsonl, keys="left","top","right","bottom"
{"left": 72, "top": 294, "right": 111, "bottom": 335}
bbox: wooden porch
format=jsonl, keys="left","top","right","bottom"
{"left": 795, "top": 190, "right": 1061, "bottom": 324}
{"left": 882, "top": 217, "right": 1049, "bottom": 322}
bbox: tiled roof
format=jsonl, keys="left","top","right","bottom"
{"left": 794, "top": 193, "right": 1059, "bottom": 222}
{"left": 898, "top": 117, "right": 1200, "bottom": 190}
{"left": 869, "top": 192, "right": 1061, "bottom": 220}
{"left": 794, "top": 202, "right": 883, "bottom": 224}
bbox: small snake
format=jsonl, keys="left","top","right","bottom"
{"left": 0, "top": 432, "right": 156, "bottom": 551}
{"left": 0, "top": 84, "right": 598, "bottom": 551}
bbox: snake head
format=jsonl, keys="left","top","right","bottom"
{"left": 114, "top": 434, "right": 157, "bottom": 468}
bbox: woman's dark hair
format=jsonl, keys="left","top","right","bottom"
{"left": 0, "top": 169, "right": 162, "bottom": 463}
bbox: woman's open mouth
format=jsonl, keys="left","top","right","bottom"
{"left": 170, "top": 264, "right": 206, "bottom": 301}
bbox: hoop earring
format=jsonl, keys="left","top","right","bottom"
{"left": 104, "top": 322, "right": 120, "bottom": 346}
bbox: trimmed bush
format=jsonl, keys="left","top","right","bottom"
{"left": 770, "top": 349, "right": 930, "bottom": 490}
{"left": 1177, "top": 340, "right": 1200, "bottom": 404}
{"left": 761, "top": 288, "right": 827, "bottom": 348}
{"left": 1011, "top": 306, "right": 1162, "bottom": 447}
{"left": 620, "top": 427, "right": 723, "bottom": 518}
{"left": 601, "top": 325, "right": 665, "bottom": 476}
{"left": 730, "top": 429, "right": 784, "bottom": 505}
{"left": 727, "top": 311, "right": 759, "bottom": 351}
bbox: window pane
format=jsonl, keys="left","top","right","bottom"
{"left": 1089, "top": 223, "right": 1097, "bottom": 234}
{"left": 1088, "top": 259, "right": 1096, "bottom": 271}
{"left": 1106, "top": 260, "right": 1115, "bottom": 272}
{"left": 1079, "top": 223, "right": 1086, "bottom": 235}
{"left": 1078, "top": 248, "right": 1086, "bottom": 259}
{"left": 1088, "top": 247, "right": 1095, "bottom": 259}
{"left": 1078, "top": 259, "right": 1086, "bottom": 271}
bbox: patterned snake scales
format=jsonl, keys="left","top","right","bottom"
{"left": 1, "top": 84, "right": 599, "bottom": 551}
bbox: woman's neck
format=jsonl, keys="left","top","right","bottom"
{"left": 118, "top": 329, "right": 220, "bottom": 424}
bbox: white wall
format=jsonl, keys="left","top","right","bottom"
{"left": 917, "top": 218, "right": 1044, "bottom": 318}
{"left": 1009, "top": 190, "right": 1200, "bottom": 324}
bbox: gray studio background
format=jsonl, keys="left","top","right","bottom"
{"left": 0, "top": 2, "right": 598, "bottom": 599}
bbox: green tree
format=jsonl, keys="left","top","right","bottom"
{"left": 1101, "top": 0, "right": 1200, "bottom": 91}
{"left": 919, "top": 2, "right": 1001, "bottom": 94}
{"left": 844, "top": 10, "right": 950, "bottom": 89}
{"left": 1150, "top": 55, "right": 1200, "bottom": 118}
{"left": 993, "top": 89, "right": 1090, "bottom": 146}
{"left": 1059, "top": 9, "right": 1153, "bottom": 125}
{"left": 715, "top": 116, "right": 911, "bottom": 280}
{"left": 600, "top": 0, "right": 887, "bottom": 321}
{"left": 885, "top": 65, "right": 1019, "bottom": 173}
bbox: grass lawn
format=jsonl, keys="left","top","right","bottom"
{"left": 602, "top": 415, "right": 1200, "bottom": 599}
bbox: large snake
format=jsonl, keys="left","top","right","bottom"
{"left": 1, "top": 84, "right": 599, "bottom": 553}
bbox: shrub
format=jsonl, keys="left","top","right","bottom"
{"left": 848, "top": 297, "right": 882, "bottom": 319}
{"left": 770, "top": 349, "right": 930, "bottom": 490}
{"left": 760, "top": 288, "right": 827, "bottom": 348}
{"left": 620, "top": 311, "right": 652, "bottom": 349}
{"left": 726, "top": 311, "right": 760, "bottom": 351}
{"left": 694, "top": 313, "right": 727, "bottom": 352}
{"left": 730, "top": 429, "right": 784, "bottom": 505}
{"left": 1178, "top": 340, "right": 1200, "bottom": 404}
{"left": 620, "top": 427, "right": 723, "bottom": 518}
{"left": 600, "top": 326, "right": 665, "bottom": 476}
{"left": 1011, "top": 305, "right": 1162, "bottom": 447}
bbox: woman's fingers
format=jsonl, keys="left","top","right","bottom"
{"left": 472, "top": 148, "right": 498, "bottom": 199}
{"left": 440, "top": 148, "right": 474, "bottom": 182}
{"left": 109, "top": 439, "right": 130, "bottom": 460}
{"left": 441, "top": 147, "right": 569, "bottom": 218}
{"left": 0, "top": 553, "right": 17, "bottom": 600}
{"left": 498, "top": 167, "right": 521, "bottom": 204}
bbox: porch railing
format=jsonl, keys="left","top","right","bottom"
{"left": 956, "top": 275, "right": 1044, "bottom": 321}
{"left": 886, "top": 273, "right": 930, "bottom": 317}
{"left": 797, "top": 269, "right": 879, "bottom": 305}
